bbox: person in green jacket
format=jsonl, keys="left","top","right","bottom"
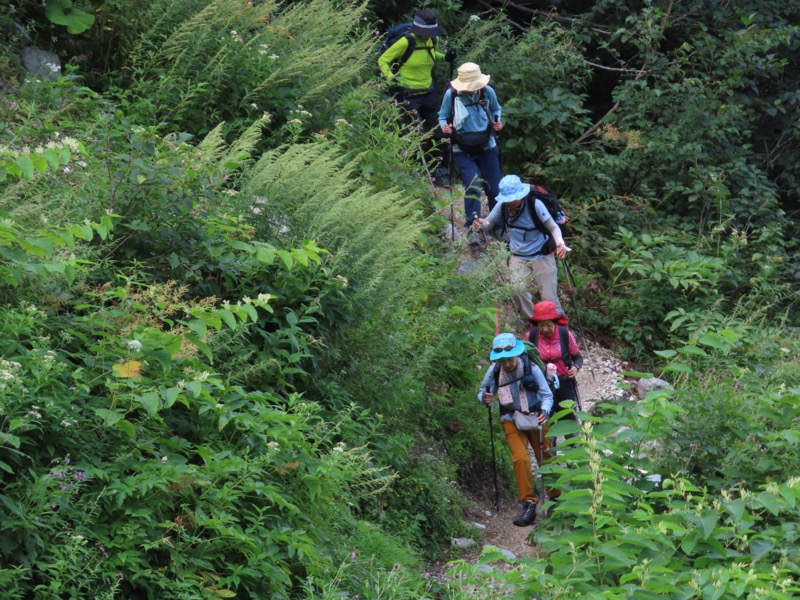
{"left": 377, "top": 9, "right": 456, "bottom": 186}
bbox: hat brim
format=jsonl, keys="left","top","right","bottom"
{"left": 450, "top": 74, "right": 490, "bottom": 92}
{"left": 410, "top": 23, "right": 445, "bottom": 37}
{"left": 495, "top": 187, "right": 529, "bottom": 204}
{"left": 530, "top": 312, "right": 560, "bottom": 323}
{"left": 490, "top": 339, "right": 526, "bottom": 361}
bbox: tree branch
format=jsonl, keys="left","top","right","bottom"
{"left": 484, "top": 0, "right": 611, "bottom": 35}
{"left": 476, "top": 0, "right": 526, "bottom": 33}
{"left": 573, "top": 60, "right": 649, "bottom": 145}
{"left": 582, "top": 59, "right": 648, "bottom": 74}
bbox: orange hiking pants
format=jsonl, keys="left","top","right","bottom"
{"left": 502, "top": 420, "right": 561, "bottom": 503}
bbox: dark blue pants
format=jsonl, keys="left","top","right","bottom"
{"left": 454, "top": 145, "right": 501, "bottom": 226}
{"left": 393, "top": 87, "right": 449, "bottom": 172}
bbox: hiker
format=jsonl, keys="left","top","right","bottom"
{"left": 526, "top": 301, "right": 582, "bottom": 435}
{"left": 377, "top": 9, "right": 456, "bottom": 186}
{"left": 472, "top": 174, "right": 570, "bottom": 321}
{"left": 477, "top": 332, "right": 560, "bottom": 526}
{"left": 438, "top": 62, "right": 503, "bottom": 229}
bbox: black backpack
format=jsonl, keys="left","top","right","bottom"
{"left": 378, "top": 23, "right": 436, "bottom": 74}
{"left": 500, "top": 184, "right": 569, "bottom": 256}
{"left": 446, "top": 86, "right": 494, "bottom": 154}
{"left": 490, "top": 351, "right": 546, "bottom": 413}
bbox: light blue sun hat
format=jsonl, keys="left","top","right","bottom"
{"left": 495, "top": 175, "right": 530, "bottom": 204}
{"left": 489, "top": 332, "right": 525, "bottom": 361}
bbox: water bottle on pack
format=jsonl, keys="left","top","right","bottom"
{"left": 546, "top": 363, "right": 560, "bottom": 389}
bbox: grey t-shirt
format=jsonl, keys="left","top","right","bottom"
{"left": 485, "top": 198, "right": 552, "bottom": 259}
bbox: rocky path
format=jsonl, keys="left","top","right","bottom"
{"left": 432, "top": 186, "right": 634, "bottom": 576}
{"left": 436, "top": 342, "right": 631, "bottom": 576}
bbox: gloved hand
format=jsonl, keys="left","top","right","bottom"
{"left": 445, "top": 48, "right": 457, "bottom": 64}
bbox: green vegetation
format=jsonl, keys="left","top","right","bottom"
{"left": 0, "top": 0, "right": 797, "bottom": 597}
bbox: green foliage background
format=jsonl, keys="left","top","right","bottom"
{"left": 0, "top": 0, "right": 798, "bottom": 597}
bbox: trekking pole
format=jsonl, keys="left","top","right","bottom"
{"left": 537, "top": 419, "right": 546, "bottom": 507}
{"left": 562, "top": 258, "right": 596, "bottom": 383}
{"left": 486, "top": 386, "right": 501, "bottom": 512}
{"left": 447, "top": 61, "right": 457, "bottom": 242}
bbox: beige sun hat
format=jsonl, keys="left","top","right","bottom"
{"left": 450, "top": 62, "right": 491, "bottom": 92}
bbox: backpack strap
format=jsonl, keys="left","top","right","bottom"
{"left": 392, "top": 33, "right": 417, "bottom": 73}
{"left": 448, "top": 88, "right": 493, "bottom": 128}
{"left": 530, "top": 326, "right": 574, "bottom": 370}
{"left": 558, "top": 326, "right": 572, "bottom": 367}
{"left": 492, "top": 352, "right": 530, "bottom": 390}
{"left": 504, "top": 193, "right": 554, "bottom": 258}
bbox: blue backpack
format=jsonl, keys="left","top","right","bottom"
{"left": 379, "top": 23, "right": 436, "bottom": 74}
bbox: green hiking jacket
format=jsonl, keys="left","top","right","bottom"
{"left": 377, "top": 33, "right": 445, "bottom": 90}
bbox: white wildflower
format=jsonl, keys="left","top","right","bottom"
{"left": 127, "top": 340, "right": 143, "bottom": 352}
{"left": 161, "top": 456, "right": 168, "bottom": 462}
{"left": 62, "top": 166, "right": 72, "bottom": 174}
{"left": 288, "top": 119, "right": 302, "bottom": 125}
{"left": 469, "top": 14, "right": 481, "bottom": 22}
{"left": 268, "top": 54, "right": 279, "bottom": 60}
{"left": 250, "top": 103, "right": 258, "bottom": 109}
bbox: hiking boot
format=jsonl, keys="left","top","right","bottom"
{"left": 512, "top": 499, "right": 537, "bottom": 527}
{"left": 433, "top": 167, "right": 451, "bottom": 187}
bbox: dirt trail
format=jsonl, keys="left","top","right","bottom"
{"left": 433, "top": 186, "right": 631, "bottom": 570}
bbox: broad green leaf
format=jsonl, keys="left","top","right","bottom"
{"left": 1, "top": 433, "right": 20, "bottom": 449}
{"left": 722, "top": 498, "right": 746, "bottom": 522}
{"left": 135, "top": 392, "right": 159, "bottom": 418}
{"left": 677, "top": 345, "right": 707, "bottom": 356}
{"left": 654, "top": 350, "right": 677, "bottom": 358}
{"left": 95, "top": 408, "right": 124, "bottom": 426}
{"left": 217, "top": 309, "right": 237, "bottom": 329}
{"left": 163, "top": 387, "right": 180, "bottom": 408}
{"left": 697, "top": 333, "right": 730, "bottom": 350}
{"left": 756, "top": 491, "right": 782, "bottom": 515}
{"left": 255, "top": 244, "right": 275, "bottom": 264}
{"left": 187, "top": 318, "right": 207, "bottom": 338}
{"left": 186, "top": 334, "right": 213, "bottom": 362}
{"left": 229, "top": 240, "right": 255, "bottom": 252}
{"left": 749, "top": 537, "right": 774, "bottom": 561}
{"left": 32, "top": 155, "right": 48, "bottom": 173}
{"left": 187, "top": 380, "right": 203, "bottom": 397}
{"left": 204, "top": 314, "right": 222, "bottom": 331}
{"left": 16, "top": 156, "right": 34, "bottom": 180}
{"left": 594, "top": 543, "right": 634, "bottom": 566}
{"left": 115, "top": 419, "right": 136, "bottom": 438}
{"left": 622, "top": 371, "right": 654, "bottom": 379}
{"left": 662, "top": 362, "right": 693, "bottom": 373}
{"left": 697, "top": 509, "right": 718, "bottom": 539}
{"left": 45, "top": 0, "right": 95, "bottom": 34}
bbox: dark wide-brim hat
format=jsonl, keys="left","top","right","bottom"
{"left": 410, "top": 9, "right": 445, "bottom": 37}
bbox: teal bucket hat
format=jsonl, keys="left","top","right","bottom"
{"left": 495, "top": 175, "right": 530, "bottom": 204}
{"left": 489, "top": 332, "right": 525, "bottom": 361}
